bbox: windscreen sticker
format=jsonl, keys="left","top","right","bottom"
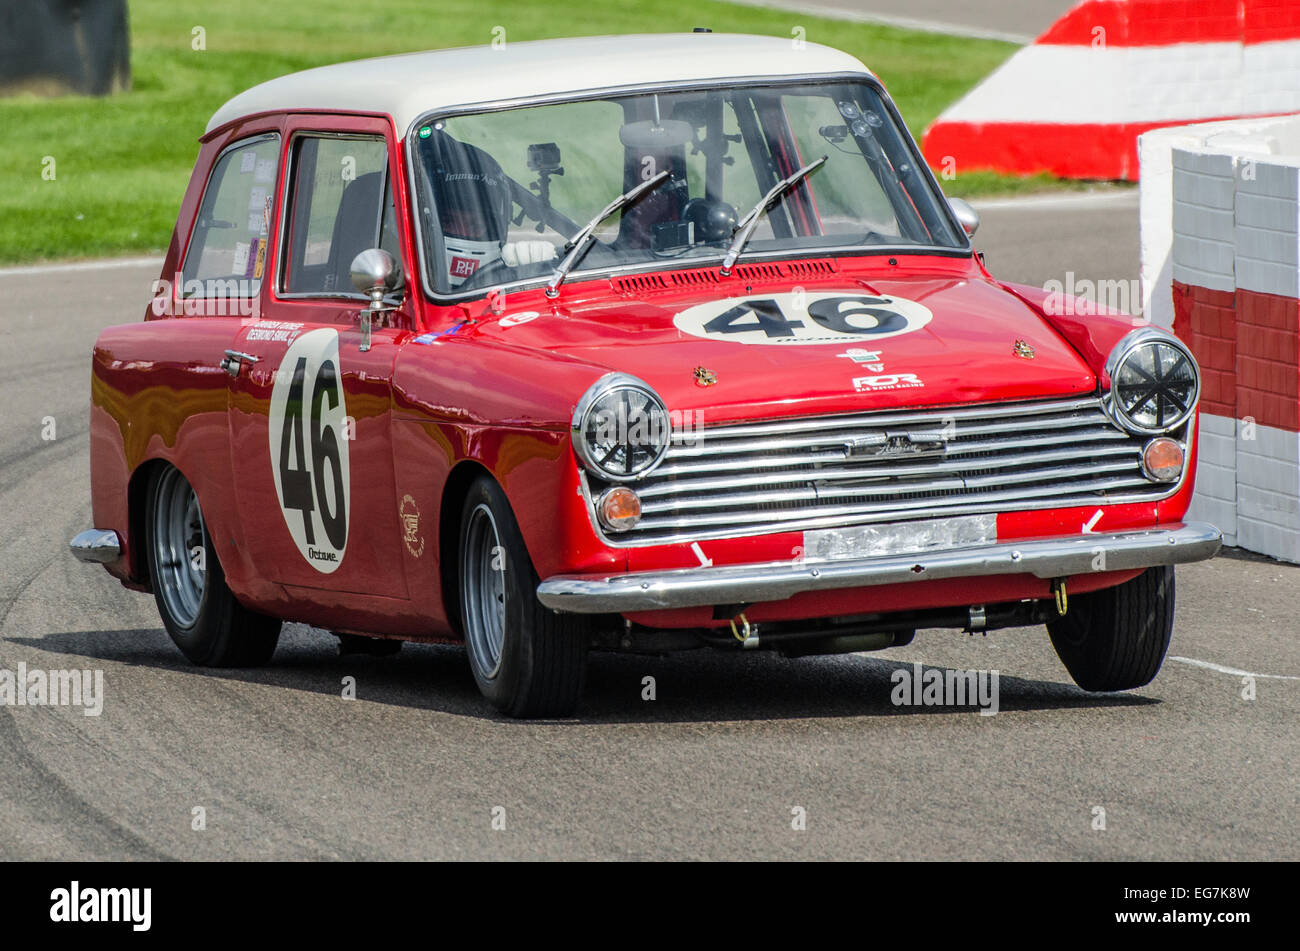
{"left": 673, "top": 292, "right": 932, "bottom": 346}
{"left": 252, "top": 238, "right": 267, "bottom": 280}
{"left": 268, "top": 328, "right": 351, "bottom": 573}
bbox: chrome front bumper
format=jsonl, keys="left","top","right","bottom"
{"left": 69, "top": 529, "right": 122, "bottom": 564}
{"left": 536, "top": 522, "right": 1222, "bottom": 614}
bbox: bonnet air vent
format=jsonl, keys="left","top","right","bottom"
{"left": 610, "top": 259, "right": 836, "bottom": 296}
{"left": 786, "top": 259, "right": 837, "bottom": 277}
{"left": 670, "top": 269, "right": 720, "bottom": 287}
{"left": 611, "top": 273, "right": 670, "bottom": 294}
{"left": 611, "top": 268, "right": 717, "bottom": 295}
{"left": 732, "top": 262, "right": 784, "bottom": 281}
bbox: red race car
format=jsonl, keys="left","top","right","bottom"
{"left": 71, "top": 34, "right": 1220, "bottom": 716}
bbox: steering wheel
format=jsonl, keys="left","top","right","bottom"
{"left": 462, "top": 254, "right": 517, "bottom": 290}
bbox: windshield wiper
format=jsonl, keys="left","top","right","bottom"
{"left": 720, "top": 155, "right": 827, "bottom": 276}
{"left": 545, "top": 170, "right": 671, "bottom": 298}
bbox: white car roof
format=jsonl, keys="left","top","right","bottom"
{"left": 205, "top": 33, "right": 876, "bottom": 136}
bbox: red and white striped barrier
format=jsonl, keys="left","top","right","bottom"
{"left": 1140, "top": 115, "right": 1300, "bottom": 563}
{"left": 923, "top": 0, "right": 1300, "bottom": 181}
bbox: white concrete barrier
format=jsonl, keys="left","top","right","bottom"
{"left": 1140, "top": 115, "right": 1300, "bottom": 563}
{"left": 925, "top": 0, "right": 1300, "bottom": 181}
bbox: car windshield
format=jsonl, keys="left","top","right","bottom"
{"left": 409, "top": 79, "right": 964, "bottom": 295}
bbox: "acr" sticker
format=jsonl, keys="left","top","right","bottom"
{"left": 268, "top": 328, "right": 351, "bottom": 573}
{"left": 672, "top": 292, "right": 932, "bottom": 345}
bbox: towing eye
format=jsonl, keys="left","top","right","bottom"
{"left": 730, "top": 612, "right": 760, "bottom": 649}
{"left": 1052, "top": 579, "right": 1069, "bottom": 616}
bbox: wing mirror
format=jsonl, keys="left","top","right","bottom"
{"left": 947, "top": 197, "right": 980, "bottom": 237}
{"left": 350, "top": 249, "right": 404, "bottom": 352}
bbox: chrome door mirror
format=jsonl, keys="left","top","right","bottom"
{"left": 349, "top": 249, "right": 404, "bottom": 352}
{"left": 948, "top": 197, "right": 980, "bottom": 237}
{"left": 350, "top": 248, "right": 403, "bottom": 297}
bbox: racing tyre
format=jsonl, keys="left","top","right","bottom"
{"left": 146, "top": 464, "right": 281, "bottom": 666}
{"left": 1047, "top": 566, "right": 1174, "bottom": 691}
{"left": 458, "top": 475, "right": 588, "bottom": 718}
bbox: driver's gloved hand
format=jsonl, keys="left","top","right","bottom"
{"left": 501, "top": 240, "right": 558, "bottom": 267}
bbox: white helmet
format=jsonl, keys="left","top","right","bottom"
{"left": 424, "top": 137, "right": 513, "bottom": 289}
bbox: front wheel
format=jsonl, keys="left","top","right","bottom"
{"left": 146, "top": 464, "right": 281, "bottom": 666}
{"left": 458, "top": 475, "right": 588, "bottom": 717}
{"left": 1047, "top": 566, "right": 1175, "bottom": 691}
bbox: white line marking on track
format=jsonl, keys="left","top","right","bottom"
{"left": 0, "top": 256, "right": 165, "bottom": 278}
{"left": 1169, "top": 656, "right": 1300, "bottom": 680}
{"left": 725, "top": 0, "right": 1033, "bottom": 43}
{"left": 970, "top": 190, "right": 1139, "bottom": 213}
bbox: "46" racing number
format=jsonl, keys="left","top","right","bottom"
{"left": 675, "top": 291, "right": 933, "bottom": 345}
{"left": 278, "top": 355, "right": 346, "bottom": 549}
{"left": 268, "top": 328, "right": 351, "bottom": 572}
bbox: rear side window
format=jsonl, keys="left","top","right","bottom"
{"left": 282, "top": 136, "right": 400, "bottom": 295}
{"left": 182, "top": 134, "right": 281, "bottom": 297}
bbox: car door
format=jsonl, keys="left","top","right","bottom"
{"left": 226, "top": 116, "right": 413, "bottom": 599}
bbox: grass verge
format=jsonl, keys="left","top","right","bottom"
{"left": 0, "top": 0, "right": 1085, "bottom": 265}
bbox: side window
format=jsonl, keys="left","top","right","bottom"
{"left": 283, "top": 136, "right": 398, "bottom": 294}
{"left": 183, "top": 134, "right": 281, "bottom": 297}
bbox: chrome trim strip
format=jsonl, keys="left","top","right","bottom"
{"left": 642, "top": 442, "right": 1141, "bottom": 493}
{"left": 604, "top": 487, "right": 1179, "bottom": 547}
{"left": 633, "top": 474, "right": 1158, "bottom": 528}
{"left": 536, "top": 522, "right": 1223, "bottom": 613}
{"left": 688, "top": 395, "right": 1100, "bottom": 440}
{"left": 69, "top": 529, "right": 122, "bottom": 565}
{"left": 664, "top": 418, "right": 1127, "bottom": 460}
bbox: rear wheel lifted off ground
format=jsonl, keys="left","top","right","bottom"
{"left": 1048, "top": 566, "right": 1175, "bottom": 691}
{"left": 458, "top": 475, "right": 589, "bottom": 718}
{"left": 146, "top": 463, "right": 281, "bottom": 666}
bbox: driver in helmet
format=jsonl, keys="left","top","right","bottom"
{"left": 426, "top": 137, "right": 556, "bottom": 289}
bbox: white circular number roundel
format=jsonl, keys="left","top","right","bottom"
{"left": 268, "top": 328, "right": 351, "bottom": 573}
{"left": 673, "top": 291, "right": 933, "bottom": 345}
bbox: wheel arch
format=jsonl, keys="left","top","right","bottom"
{"left": 438, "top": 459, "right": 497, "bottom": 638}
{"left": 126, "top": 456, "right": 231, "bottom": 590}
{"left": 125, "top": 457, "right": 170, "bottom": 587}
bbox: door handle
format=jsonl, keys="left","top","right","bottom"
{"left": 220, "top": 349, "right": 260, "bottom": 377}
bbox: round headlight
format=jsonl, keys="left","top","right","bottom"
{"left": 571, "top": 373, "right": 671, "bottom": 481}
{"left": 1105, "top": 329, "right": 1199, "bottom": 435}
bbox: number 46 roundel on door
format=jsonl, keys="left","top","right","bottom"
{"left": 267, "top": 327, "right": 351, "bottom": 573}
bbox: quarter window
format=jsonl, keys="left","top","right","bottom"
{"left": 182, "top": 134, "right": 281, "bottom": 298}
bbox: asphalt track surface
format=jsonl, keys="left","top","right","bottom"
{"left": 1, "top": 185, "right": 1297, "bottom": 860}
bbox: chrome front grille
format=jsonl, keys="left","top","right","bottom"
{"left": 588, "top": 396, "right": 1180, "bottom": 546}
